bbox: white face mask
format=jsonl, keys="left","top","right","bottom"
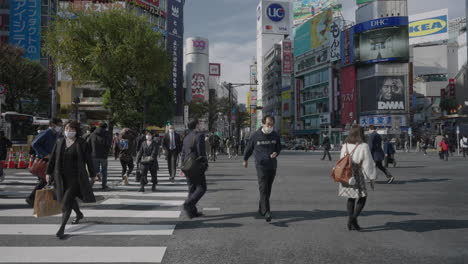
{"left": 54, "top": 127, "right": 62, "bottom": 133}
{"left": 146, "top": 135, "right": 153, "bottom": 140}
{"left": 262, "top": 126, "right": 273, "bottom": 134}
{"left": 65, "top": 131, "right": 76, "bottom": 139}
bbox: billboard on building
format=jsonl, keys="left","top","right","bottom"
{"left": 281, "top": 86, "right": 291, "bottom": 117}
{"left": 330, "top": 20, "right": 341, "bottom": 62}
{"left": 409, "top": 9, "right": 448, "bottom": 45}
{"left": 359, "top": 76, "right": 406, "bottom": 114}
{"left": 293, "top": 0, "right": 340, "bottom": 26}
{"left": 340, "top": 66, "right": 357, "bottom": 125}
{"left": 10, "top": 0, "right": 41, "bottom": 61}
{"left": 261, "top": 1, "right": 291, "bottom": 35}
{"left": 293, "top": 8, "right": 332, "bottom": 57}
{"left": 167, "top": 0, "right": 184, "bottom": 115}
{"left": 282, "top": 40, "right": 293, "bottom": 74}
{"left": 340, "top": 26, "right": 354, "bottom": 66}
{"left": 354, "top": 17, "right": 409, "bottom": 64}
{"left": 209, "top": 63, "right": 221, "bottom": 76}
{"left": 356, "top": 0, "right": 374, "bottom": 4}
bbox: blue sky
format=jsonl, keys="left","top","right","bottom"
{"left": 184, "top": 0, "right": 466, "bottom": 104}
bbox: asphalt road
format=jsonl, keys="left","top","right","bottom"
{"left": 1, "top": 151, "right": 467, "bottom": 264}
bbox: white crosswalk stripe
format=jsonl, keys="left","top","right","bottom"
{"left": 0, "top": 158, "right": 186, "bottom": 263}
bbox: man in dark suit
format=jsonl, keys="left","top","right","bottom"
{"left": 180, "top": 119, "right": 207, "bottom": 218}
{"left": 368, "top": 125, "right": 394, "bottom": 184}
{"left": 321, "top": 133, "right": 332, "bottom": 161}
{"left": 163, "top": 124, "right": 182, "bottom": 182}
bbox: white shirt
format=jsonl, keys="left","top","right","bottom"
{"left": 340, "top": 143, "right": 377, "bottom": 181}
{"left": 170, "top": 132, "right": 175, "bottom": 150}
{"left": 461, "top": 137, "right": 468, "bottom": 148}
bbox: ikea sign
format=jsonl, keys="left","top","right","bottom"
{"left": 409, "top": 10, "right": 449, "bottom": 45}
{"left": 409, "top": 16, "right": 447, "bottom": 38}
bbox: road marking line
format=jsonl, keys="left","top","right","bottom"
{"left": 93, "top": 191, "right": 187, "bottom": 197}
{"left": 0, "top": 224, "right": 175, "bottom": 235}
{"left": 0, "top": 198, "right": 184, "bottom": 206}
{"left": 0, "top": 209, "right": 181, "bottom": 218}
{"left": 203, "top": 208, "right": 221, "bottom": 211}
{"left": 0, "top": 247, "right": 166, "bottom": 263}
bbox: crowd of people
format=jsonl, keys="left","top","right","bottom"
{"left": 1, "top": 116, "right": 467, "bottom": 238}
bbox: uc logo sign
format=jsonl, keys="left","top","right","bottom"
{"left": 266, "top": 3, "right": 284, "bottom": 22}
{"left": 409, "top": 18, "right": 447, "bottom": 38}
{"left": 192, "top": 40, "right": 206, "bottom": 50}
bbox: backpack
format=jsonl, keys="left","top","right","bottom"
{"left": 331, "top": 144, "right": 360, "bottom": 184}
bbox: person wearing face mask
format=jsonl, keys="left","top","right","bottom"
{"left": 45, "top": 120, "right": 96, "bottom": 239}
{"left": 163, "top": 125, "right": 182, "bottom": 182}
{"left": 243, "top": 115, "right": 281, "bottom": 222}
{"left": 88, "top": 122, "right": 112, "bottom": 191}
{"left": 136, "top": 131, "right": 160, "bottom": 192}
{"left": 26, "top": 118, "right": 63, "bottom": 207}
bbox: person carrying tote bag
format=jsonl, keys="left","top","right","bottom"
{"left": 136, "top": 131, "right": 160, "bottom": 192}
{"left": 45, "top": 120, "right": 96, "bottom": 239}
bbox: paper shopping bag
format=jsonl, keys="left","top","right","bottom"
{"left": 33, "top": 188, "right": 62, "bottom": 217}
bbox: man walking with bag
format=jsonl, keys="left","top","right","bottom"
{"left": 26, "top": 118, "right": 63, "bottom": 207}
{"left": 163, "top": 124, "right": 182, "bottom": 182}
{"left": 88, "top": 122, "right": 111, "bottom": 190}
{"left": 368, "top": 125, "right": 394, "bottom": 183}
{"left": 243, "top": 115, "right": 281, "bottom": 222}
{"left": 321, "top": 133, "right": 332, "bottom": 161}
{"left": 181, "top": 119, "right": 208, "bottom": 218}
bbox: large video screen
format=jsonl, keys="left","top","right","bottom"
{"left": 353, "top": 17, "right": 409, "bottom": 64}
{"left": 359, "top": 76, "right": 407, "bottom": 114}
{"left": 355, "top": 26, "right": 409, "bottom": 64}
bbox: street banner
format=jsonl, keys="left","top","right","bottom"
{"left": 340, "top": 66, "right": 356, "bottom": 125}
{"left": 282, "top": 40, "right": 293, "bottom": 74}
{"left": 10, "top": 0, "right": 41, "bottom": 61}
{"left": 330, "top": 20, "right": 341, "bottom": 62}
{"left": 167, "top": 0, "right": 184, "bottom": 116}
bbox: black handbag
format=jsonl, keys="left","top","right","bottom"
{"left": 181, "top": 133, "right": 208, "bottom": 178}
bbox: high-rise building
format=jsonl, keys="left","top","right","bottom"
{"left": 256, "top": 0, "right": 292, "bottom": 129}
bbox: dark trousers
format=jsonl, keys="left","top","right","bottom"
{"left": 184, "top": 173, "right": 207, "bottom": 214}
{"left": 322, "top": 149, "right": 331, "bottom": 160}
{"left": 256, "top": 167, "right": 276, "bottom": 215}
{"left": 375, "top": 161, "right": 391, "bottom": 178}
{"left": 140, "top": 165, "right": 157, "bottom": 186}
{"left": 462, "top": 148, "right": 468, "bottom": 158}
{"left": 60, "top": 183, "right": 82, "bottom": 230}
{"left": 120, "top": 158, "right": 134, "bottom": 177}
{"left": 166, "top": 150, "right": 178, "bottom": 178}
{"left": 28, "top": 178, "right": 47, "bottom": 201}
{"left": 210, "top": 146, "right": 217, "bottom": 162}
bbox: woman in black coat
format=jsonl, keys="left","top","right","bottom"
{"left": 46, "top": 120, "right": 96, "bottom": 239}
{"left": 136, "top": 131, "right": 159, "bottom": 192}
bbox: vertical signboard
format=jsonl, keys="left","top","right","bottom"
{"left": 340, "top": 66, "right": 357, "bottom": 125}
{"left": 330, "top": 21, "right": 341, "bottom": 62}
{"left": 167, "top": 0, "right": 184, "bottom": 116}
{"left": 295, "top": 79, "right": 302, "bottom": 130}
{"left": 340, "top": 26, "right": 354, "bottom": 66}
{"left": 10, "top": 0, "right": 41, "bottom": 61}
{"left": 281, "top": 40, "right": 293, "bottom": 75}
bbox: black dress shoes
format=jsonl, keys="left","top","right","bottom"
{"left": 265, "top": 212, "right": 272, "bottom": 222}
{"left": 71, "top": 213, "right": 84, "bottom": 225}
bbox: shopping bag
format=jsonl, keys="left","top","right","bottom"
{"left": 33, "top": 187, "right": 62, "bottom": 217}
{"left": 29, "top": 158, "right": 48, "bottom": 180}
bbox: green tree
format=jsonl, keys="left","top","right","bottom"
{"left": 44, "top": 9, "right": 171, "bottom": 128}
{"left": 0, "top": 44, "right": 49, "bottom": 114}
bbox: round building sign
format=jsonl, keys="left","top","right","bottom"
{"left": 266, "top": 3, "right": 285, "bottom": 22}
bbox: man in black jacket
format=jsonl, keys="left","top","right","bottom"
{"left": 88, "top": 122, "right": 112, "bottom": 190}
{"left": 181, "top": 119, "right": 207, "bottom": 218}
{"left": 368, "top": 125, "right": 394, "bottom": 184}
{"left": 163, "top": 124, "right": 182, "bottom": 182}
{"left": 0, "top": 131, "right": 12, "bottom": 182}
{"left": 243, "top": 115, "right": 281, "bottom": 222}
{"left": 321, "top": 133, "right": 332, "bottom": 161}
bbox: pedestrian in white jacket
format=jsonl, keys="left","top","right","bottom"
{"left": 339, "top": 125, "right": 377, "bottom": 231}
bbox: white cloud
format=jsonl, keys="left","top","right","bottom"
{"left": 209, "top": 40, "right": 257, "bottom": 104}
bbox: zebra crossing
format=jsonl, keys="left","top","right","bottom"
{"left": 0, "top": 158, "right": 187, "bottom": 263}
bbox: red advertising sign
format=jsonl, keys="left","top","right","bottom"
{"left": 209, "top": 63, "right": 221, "bottom": 76}
{"left": 282, "top": 40, "right": 293, "bottom": 75}
{"left": 340, "top": 66, "right": 357, "bottom": 125}
{"left": 449, "top": 78, "right": 455, "bottom": 97}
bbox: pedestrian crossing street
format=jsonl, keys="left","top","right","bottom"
{"left": 0, "top": 158, "right": 187, "bottom": 263}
